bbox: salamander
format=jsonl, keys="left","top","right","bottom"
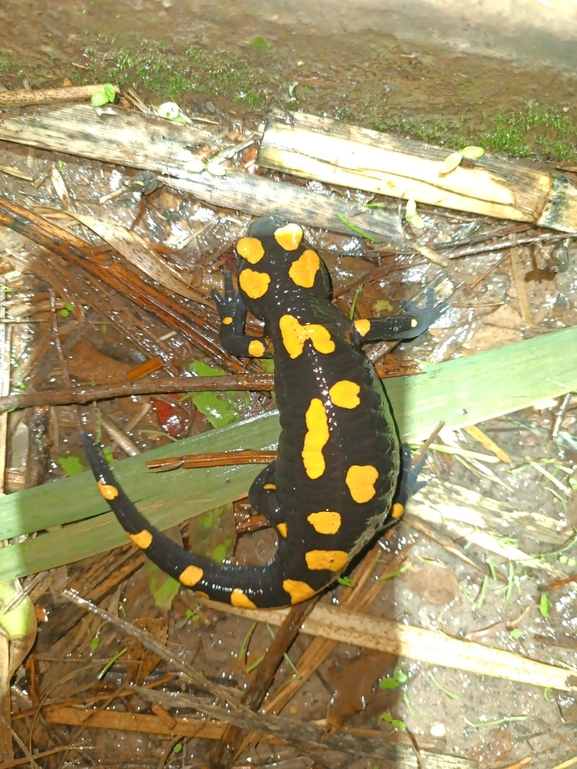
{"left": 82, "top": 216, "right": 446, "bottom": 609}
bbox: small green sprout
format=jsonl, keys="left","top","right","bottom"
{"left": 380, "top": 712, "right": 406, "bottom": 729}
{"left": 439, "top": 146, "right": 485, "bottom": 174}
{"left": 337, "top": 575, "right": 356, "bottom": 587}
{"left": 156, "top": 101, "right": 190, "bottom": 123}
{"left": 539, "top": 592, "right": 551, "bottom": 618}
{"left": 379, "top": 666, "right": 408, "bottom": 690}
{"left": 91, "top": 83, "right": 116, "bottom": 107}
{"left": 97, "top": 647, "right": 128, "bottom": 679}
{"left": 405, "top": 199, "right": 425, "bottom": 229}
{"left": 60, "top": 302, "right": 75, "bottom": 318}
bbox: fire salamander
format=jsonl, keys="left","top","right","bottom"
{"left": 82, "top": 217, "right": 446, "bottom": 609}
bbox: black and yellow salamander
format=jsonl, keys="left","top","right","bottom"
{"left": 82, "top": 217, "right": 446, "bottom": 609}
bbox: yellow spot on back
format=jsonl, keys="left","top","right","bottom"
{"left": 354, "top": 319, "right": 371, "bottom": 337}
{"left": 288, "top": 249, "right": 320, "bottom": 288}
{"left": 302, "top": 398, "right": 329, "bottom": 479}
{"left": 239, "top": 269, "right": 270, "bottom": 299}
{"left": 98, "top": 479, "right": 119, "bottom": 500}
{"left": 346, "top": 465, "right": 379, "bottom": 503}
{"left": 411, "top": 318, "right": 418, "bottom": 327}
{"left": 283, "top": 579, "right": 316, "bottom": 604}
{"left": 329, "top": 380, "right": 361, "bottom": 409}
{"left": 307, "top": 511, "right": 342, "bottom": 535}
{"left": 129, "top": 529, "right": 153, "bottom": 549}
{"left": 279, "top": 314, "right": 335, "bottom": 359}
{"left": 248, "top": 339, "right": 265, "bottom": 357}
{"left": 391, "top": 502, "right": 405, "bottom": 519}
{"left": 274, "top": 223, "right": 303, "bottom": 251}
{"left": 180, "top": 565, "right": 204, "bottom": 586}
{"left": 230, "top": 588, "right": 257, "bottom": 609}
{"left": 237, "top": 237, "right": 265, "bottom": 263}
{"left": 222, "top": 316, "right": 233, "bottom": 325}
{"left": 305, "top": 549, "right": 349, "bottom": 572}
{"left": 263, "top": 483, "right": 276, "bottom": 490}
{"left": 277, "top": 522, "right": 288, "bottom": 537}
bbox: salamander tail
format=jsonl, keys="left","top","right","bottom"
{"left": 81, "top": 433, "right": 301, "bottom": 609}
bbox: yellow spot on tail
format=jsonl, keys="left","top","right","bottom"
{"left": 222, "top": 316, "right": 233, "bottom": 325}
{"left": 307, "top": 511, "right": 342, "bottom": 535}
{"left": 283, "top": 579, "right": 316, "bottom": 604}
{"left": 411, "top": 318, "right": 418, "bottom": 327}
{"left": 279, "top": 314, "right": 335, "bottom": 359}
{"left": 239, "top": 269, "right": 270, "bottom": 299}
{"left": 274, "top": 223, "right": 303, "bottom": 251}
{"left": 237, "top": 237, "right": 265, "bottom": 264}
{"left": 302, "top": 398, "right": 329, "bottom": 479}
{"left": 305, "top": 549, "right": 349, "bottom": 572}
{"left": 288, "top": 249, "right": 320, "bottom": 288}
{"left": 346, "top": 465, "right": 379, "bottom": 503}
{"left": 248, "top": 339, "right": 265, "bottom": 357}
{"left": 263, "top": 483, "right": 276, "bottom": 490}
{"left": 97, "top": 479, "right": 119, "bottom": 500}
{"left": 231, "top": 588, "right": 257, "bottom": 609}
{"left": 277, "top": 522, "right": 288, "bottom": 537}
{"left": 180, "top": 565, "right": 204, "bottom": 587}
{"left": 329, "top": 380, "right": 361, "bottom": 409}
{"left": 129, "top": 529, "right": 153, "bottom": 549}
{"left": 391, "top": 502, "right": 405, "bottom": 519}
{"left": 354, "top": 319, "right": 371, "bottom": 337}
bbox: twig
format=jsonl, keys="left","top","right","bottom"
{"left": 0, "top": 374, "right": 275, "bottom": 413}
{"left": 62, "top": 589, "right": 246, "bottom": 710}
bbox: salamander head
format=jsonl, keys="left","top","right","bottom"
{"left": 235, "top": 218, "right": 332, "bottom": 314}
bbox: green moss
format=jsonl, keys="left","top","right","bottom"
{"left": 479, "top": 104, "right": 577, "bottom": 160}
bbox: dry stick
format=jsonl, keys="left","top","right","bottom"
{"left": 210, "top": 598, "right": 318, "bottom": 769}
{"left": 134, "top": 687, "right": 473, "bottom": 767}
{"left": 509, "top": 246, "right": 533, "bottom": 324}
{"left": 445, "top": 231, "right": 575, "bottom": 259}
{"left": 61, "top": 589, "right": 246, "bottom": 711}
{"left": 0, "top": 374, "right": 275, "bottom": 413}
{"left": 0, "top": 85, "right": 119, "bottom": 108}
{"left": 258, "top": 111, "right": 577, "bottom": 231}
{"left": 0, "top": 198, "right": 247, "bottom": 374}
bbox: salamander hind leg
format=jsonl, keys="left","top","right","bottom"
{"left": 388, "top": 444, "right": 427, "bottom": 525}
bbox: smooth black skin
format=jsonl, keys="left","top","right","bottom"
{"left": 82, "top": 217, "right": 447, "bottom": 608}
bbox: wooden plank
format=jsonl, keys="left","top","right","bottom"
{"left": 258, "top": 111, "right": 577, "bottom": 231}
{"left": 0, "top": 325, "right": 575, "bottom": 580}
{"left": 0, "top": 104, "right": 403, "bottom": 245}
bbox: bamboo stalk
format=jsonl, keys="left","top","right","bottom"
{"left": 258, "top": 111, "right": 577, "bottom": 232}
{"left": 0, "top": 104, "right": 403, "bottom": 245}
{"left": 201, "top": 599, "right": 577, "bottom": 693}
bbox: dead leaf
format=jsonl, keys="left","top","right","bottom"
{"left": 400, "top": 561, "right": 460, "bottom": 605}
{"left": 325, "top": 649, "right": 398, "bottom": 731}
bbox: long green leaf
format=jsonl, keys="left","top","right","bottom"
{"left": 0, "top": 326, "right": 576, "bottom": 581}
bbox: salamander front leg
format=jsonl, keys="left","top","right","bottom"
{"left": 211, "top": 272, "right": 271, "bottom": 358}
{"left": 353, "top": 287, "right": 448, "bottom": 343}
